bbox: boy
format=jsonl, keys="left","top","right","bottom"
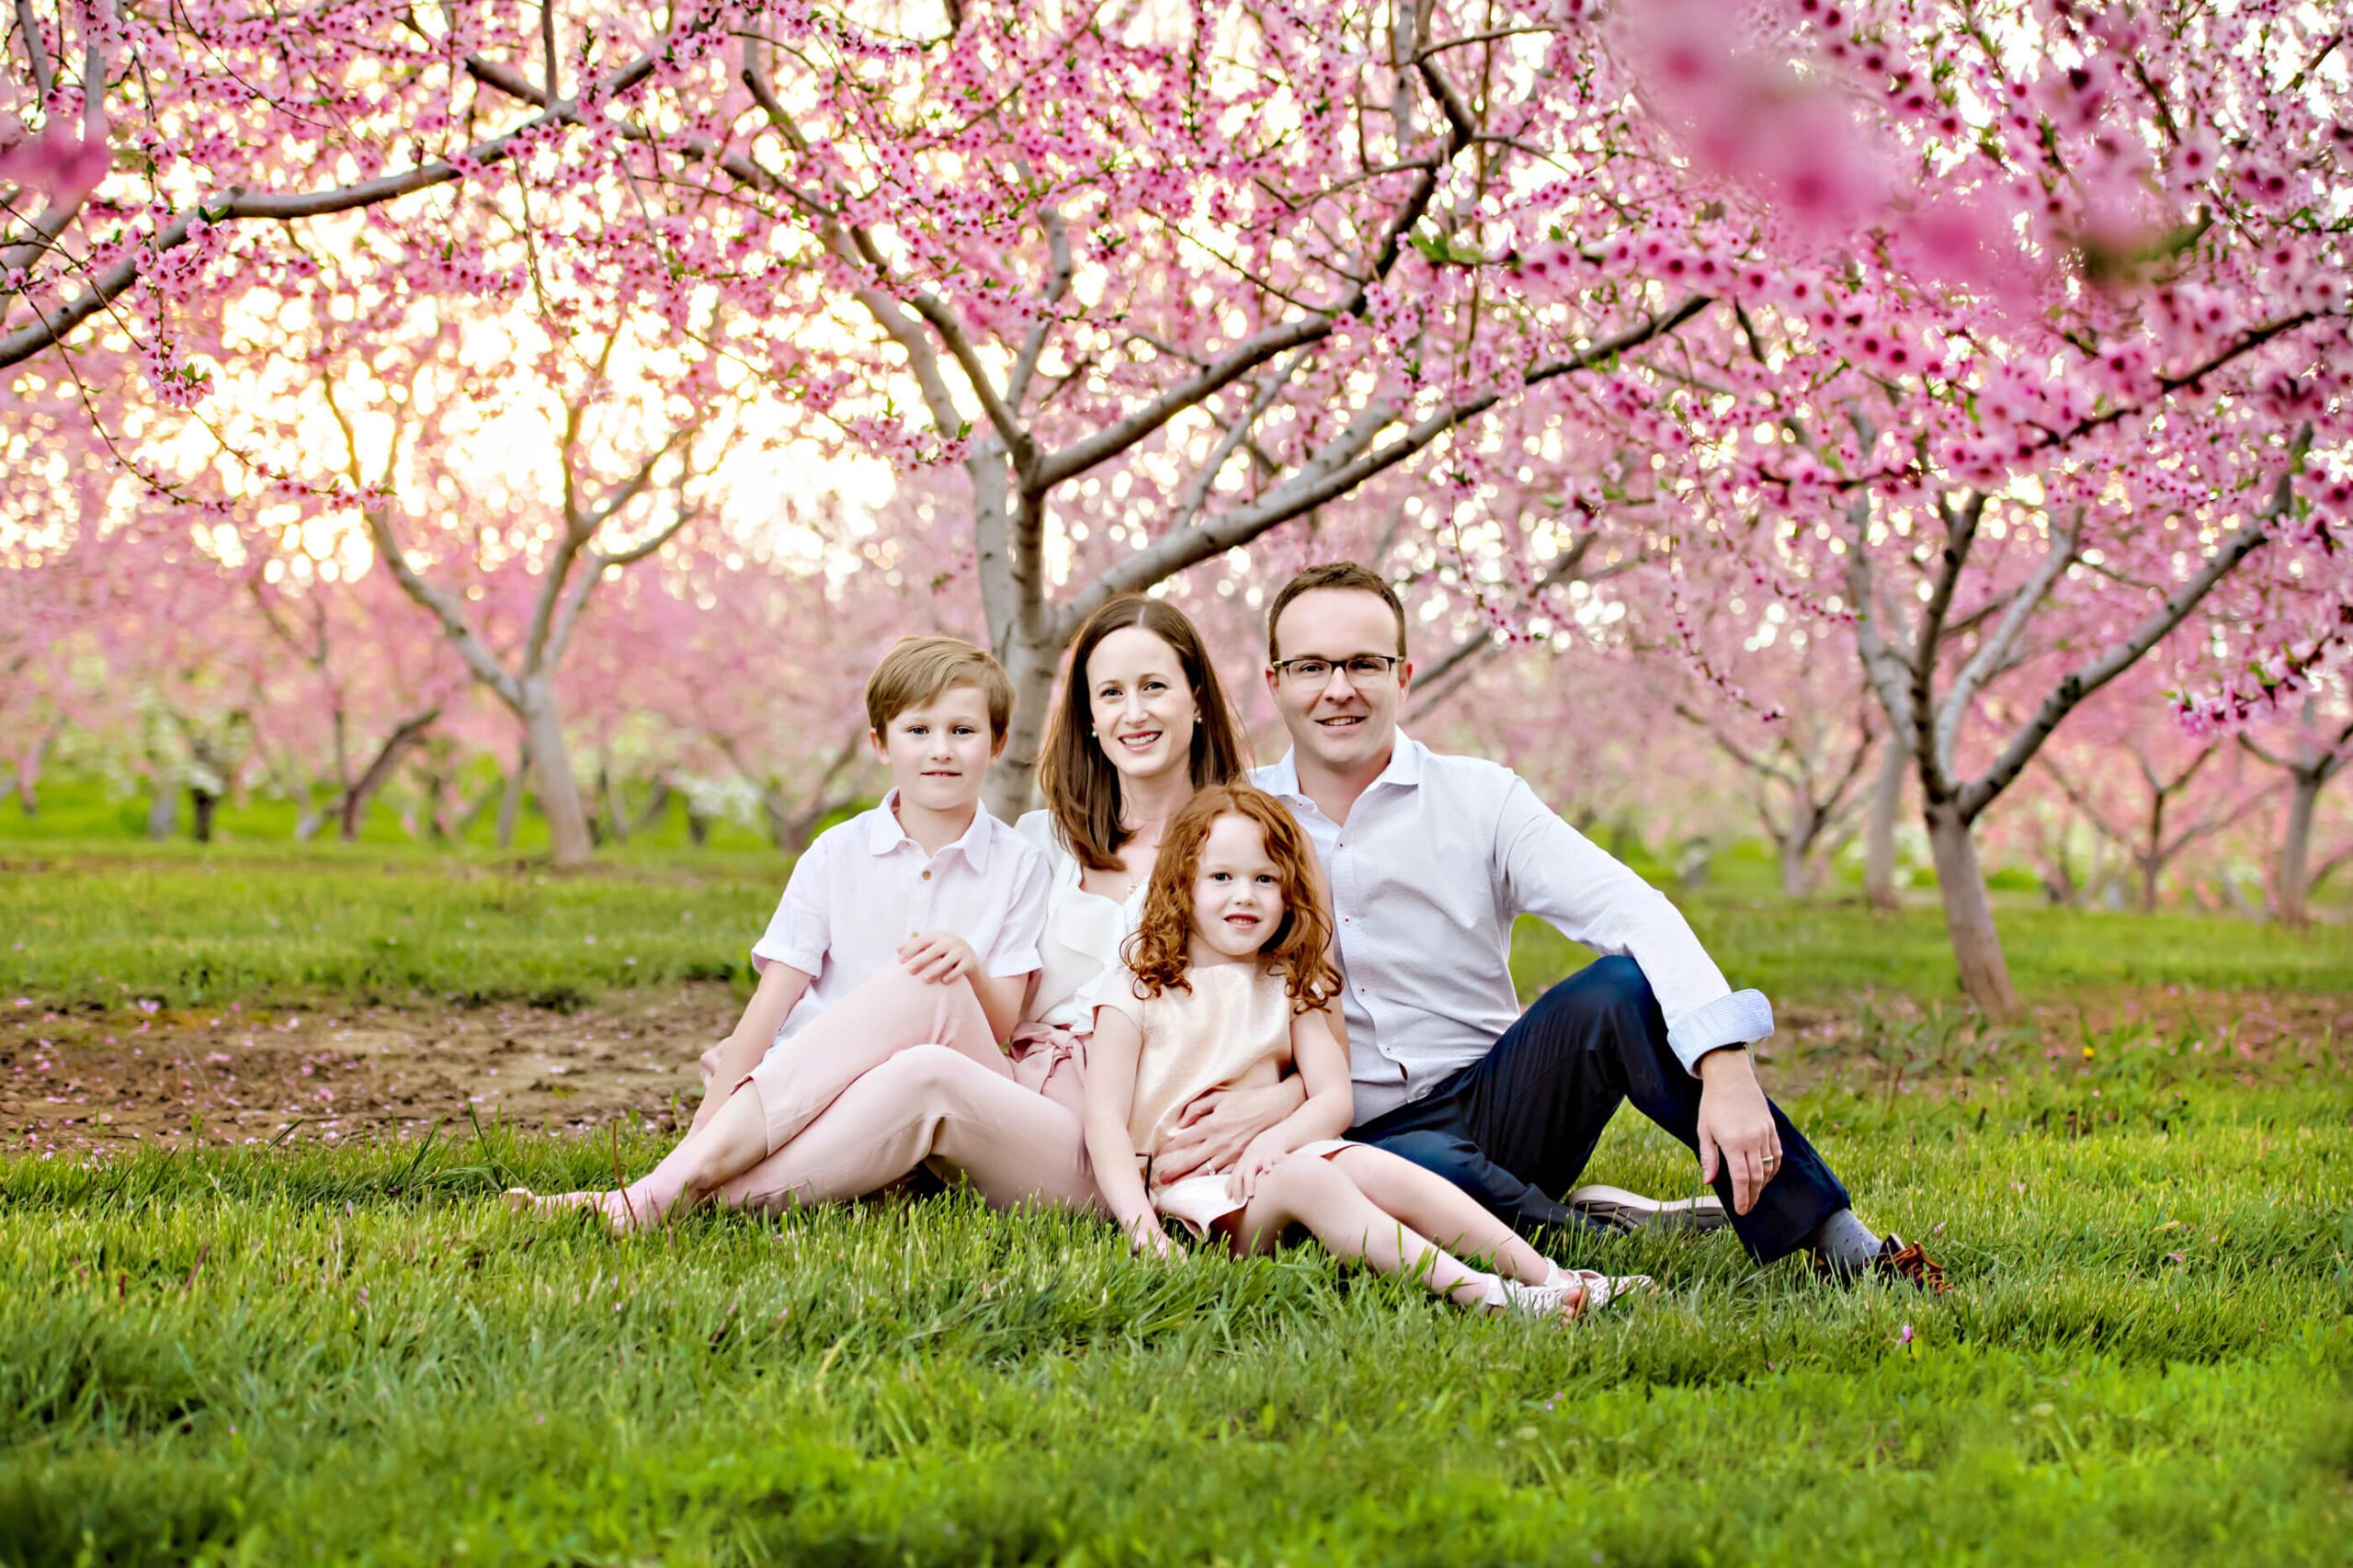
{"left": 510, "top": 633, "right": 1050, "bottom": 1230}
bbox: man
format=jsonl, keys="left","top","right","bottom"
{"left": 1159, "top": 562, "right": 1938, "bottom": 1285}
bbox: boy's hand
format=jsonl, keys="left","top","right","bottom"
{"left": 898, "top": 931, "right": 976, "bottom": 985}
{"left": 1227, "top": 1131, "right": 1290, "bottom": 1204}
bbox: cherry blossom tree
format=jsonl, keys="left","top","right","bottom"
{"left": 2034, "top": 660, "right": 2273, "bottom": 914}
{"left": 6, "top": 0, "right": 2347, "bottom": 922}
{"left": 1577, "top": 2, "right": 2353, "bottom": 1010}
{"left": 2239, "top": 681, "right": 2353, "bottom": 925}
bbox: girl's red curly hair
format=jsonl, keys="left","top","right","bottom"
{"left": 1120, "top": 784, "right": 1340, "bottom": 1015}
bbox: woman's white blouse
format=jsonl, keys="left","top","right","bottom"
{"left": 1015, "top": 809, "right": 1144, "bottom": 1031}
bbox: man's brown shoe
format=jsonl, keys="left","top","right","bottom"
{"left": 1813, "top": 1233, "right": 1949, "bottom": 1293}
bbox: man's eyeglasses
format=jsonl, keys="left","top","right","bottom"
{"left": 1268, "top": 653, "right": 1406, "bottom": 687}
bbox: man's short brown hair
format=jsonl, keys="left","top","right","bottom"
{"left": 1266, "top": 562, "right": 1408, "bottom": 662}
{"left": 865, "top": 634, "right": 1016, "bottom": 742}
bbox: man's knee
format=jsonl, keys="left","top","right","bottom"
{"left": 1536, "top": 955, "right": 1662, "bottom": 1033}
{"left": 1371, "top": 1130, "right": 1485, "bottom": 1183}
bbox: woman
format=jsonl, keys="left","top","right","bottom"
{"left": 513, "top": 595, "right": 1251, "bottom": 1224}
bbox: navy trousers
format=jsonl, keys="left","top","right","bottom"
{"left": 1347, "top": 957, "right": 1848, "bottom": 1264}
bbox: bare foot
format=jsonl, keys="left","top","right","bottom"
{"left": 504, "top": 1186, "right": 655, "bottom": 1233}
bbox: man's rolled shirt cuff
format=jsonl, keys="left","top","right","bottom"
{"left": 1665, "top": 988, "right": 1775, "bottom": 1076}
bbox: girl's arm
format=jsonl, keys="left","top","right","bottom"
{"left": 1229, "top": 1008, "right": 1355, "bottom": 1195}
{"left": 1079, "top": 1006, "right": 1175, "bottom": 1257}
{"left": 692, "top": 962, "right": 812, "bottom": 1131}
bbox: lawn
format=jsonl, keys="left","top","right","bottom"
{"left": 2, "top": 823, "right": 2348, "bottom": 1563}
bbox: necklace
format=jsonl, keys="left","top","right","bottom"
{"left": 1087, "top": 830, "right": 1161, "bottom": 903}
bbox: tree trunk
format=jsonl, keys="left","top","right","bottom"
{"left": 341, "top": 709, "right": 440, "bottom": 842}
{"left": 9, "top": 723, "right": 55, "bottom": 814}
{"left": 188, "top": 786, "right": 219, "bottom": 844}
{"left": 145, "top": 780, "right": 177, "bottom": 839}
{"left": 1925, "top": 801, "right": 2018, "bottom": 1015}
{"left": 597, "top": 759, "right": 629, "bottom": 846}
{"left": 519, "top": 679, "right": 594, "bottom": 866}
{"left": 1779, "top": 833, "right": 1813, "bottom": 900}
{"left": 1863, "top": 739, "right": 1904, "bottom": 910}
{"left": 631, "top": 778, "right": 674, "bottom": 835}
{"left": 687, "top": 804, "right": 712, "bottom": 847}
{"left": 2277, "top": 771, "right": 2319, "bottom": 926}
{"left": 455, "top": 773, "right": 503, "bottom": 838}
{"left": 985, "top": 624, "right": 1064, "bottom": 822}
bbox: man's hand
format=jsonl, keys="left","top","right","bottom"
{"left": 898, "top": 930, "right": 976, "bottom": 985}
{"left": 1154, "top": 1080, "right": 1304, "bottom": 1186}
{"left": 1695, "top": 1046, "right": 1782, "bottom": 1216}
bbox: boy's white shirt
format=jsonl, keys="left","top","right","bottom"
{"left": 751, "top": 790, "right": 1051, "bottom": 1048}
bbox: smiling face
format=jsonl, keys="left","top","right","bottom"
{"left": 869, "top": 682, "right": 1001, "bottom": 817}
{"left": 1266, "top": 587, "right": 1412, "bottom": 778}
{"left": 1188, "top": 812, "right": 1288, "bottom": 963}
{"left": 1086, "top": 625, "right": 1200, "bottom": 787}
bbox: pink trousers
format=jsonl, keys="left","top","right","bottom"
{"left": 699, "top": 965, "right": 1102, "bottom": 1216}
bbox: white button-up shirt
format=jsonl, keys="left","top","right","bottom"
{"left": 1252, "top": 735, "right": 1772, "bottom": 1121}
{"left": 752, "top": 793, "right": 1050, "bottom": 1045}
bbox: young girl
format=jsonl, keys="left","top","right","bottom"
{"left": 1081, "top": 784, "right": 1652, "bottom": 1321}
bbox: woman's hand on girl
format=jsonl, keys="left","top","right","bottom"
{"left": 897, "top": 930, "right": 977, "bottom": 985}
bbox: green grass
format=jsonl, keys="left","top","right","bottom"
{"left": 3, "top": 793, "right": 2348, "bottom": 1562}
{"left": 3, "top": 1060, "right": 2347, "bottom": 1565}
{"left": 5, "top": 841, "right": 2345, "bottom": 1014}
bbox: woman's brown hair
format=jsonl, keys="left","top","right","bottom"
{"left": 1037, "top": 595, "right": 1249, "bottom": 871}
{"left": 1120, "top": 784, "right": 1340, "bottom": 1015}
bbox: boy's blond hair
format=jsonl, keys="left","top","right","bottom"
{"left": 865, "top": 634, "right": 1016, "bottom": 743}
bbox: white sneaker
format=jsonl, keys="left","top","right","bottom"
{"left": 1555, "top": 1267, "right": 1655, "bottom": 1312}
{"left": 1492, "top": 1276, "right": 1586, "bottom": 1320}
{"left": 1493, "top": 1269, "right": 1655, "bottom": 1320}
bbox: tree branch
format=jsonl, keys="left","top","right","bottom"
{"left": 1957, "top": 508, "right": 2276, "bottom": 822}
{"left": 1070, "top": 294, "right": 1711, "bottom": 620}
{"left": 0, "top": 28, "right": 689, "bottom": 369}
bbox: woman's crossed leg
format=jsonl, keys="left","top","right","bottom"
{"left": 511, "top": 964, "right": 1019, "bottom": 1230}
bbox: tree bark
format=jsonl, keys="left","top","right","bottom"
{"left": 188, "top": 786, "right": 220, "bottom": 844}
{"left": 2278, "top": 771, "right": 2319, "bottom": 926}
{"left": 1779, "top": 829, "right": 1813, "bottom": 901}
{"left": 518, "top": 679, "right": 593, "bottom": 866}
{"left": 145, "top": 778, "right": 177, "bottom": 839}
{"left": 1863, "top": 739, "right": 1904, "bottom": 911}
{"left": 340, "top": 707, "right": 440, "bottom": 841}
{"left": 986, "top": 621, "right": 1065, "bottom": 823}
{"left": 631, "top": 778, "right": 675, "bottom": 835}
{"left": 1925, "top": 801, "right": 2017, "bottom": 1015}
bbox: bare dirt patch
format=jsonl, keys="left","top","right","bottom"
{"left": 4, "top": 986, "right": 739, "bottom": 1154}
{"left": 6, "top": 983, "right": 2345, "bottom": 1157}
